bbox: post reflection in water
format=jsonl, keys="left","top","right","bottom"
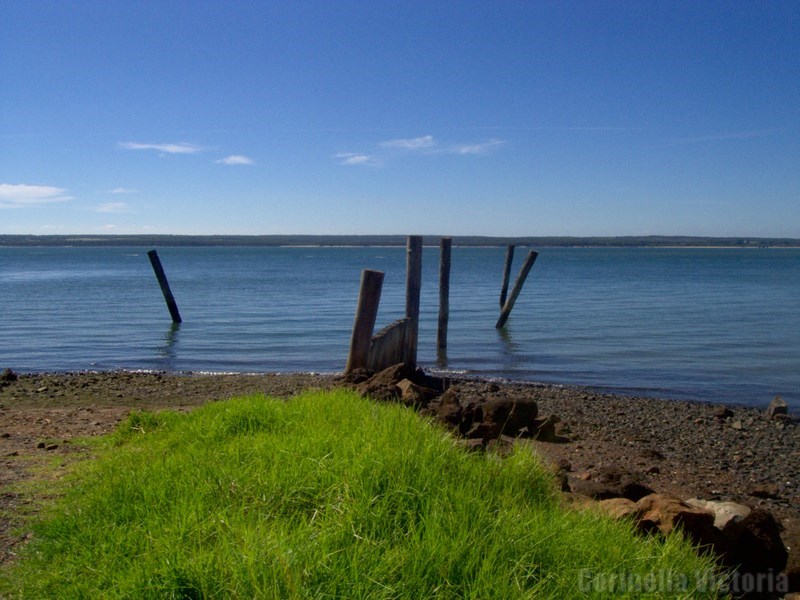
{"left": 157, "top": 323, "right": 181, "bottom": 369}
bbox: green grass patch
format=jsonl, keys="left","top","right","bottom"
{"left": 1, "top": 390, "right": 727, "bottom": 598}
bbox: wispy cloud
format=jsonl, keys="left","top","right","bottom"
{"left": 0, "top": 183, "right": 72, "bottom": 208}
{"left": 119, "top": 141, "right": 205, "bottom": 154}
{"left": 216, "top": 155, "right": 254, "bottom": 165}
{"left": 336, "top": 133, "right": 504, "bottom": 167}
{"left": 95, "top": 202, "right": 130, "bottom": 213}
{"left": 450, "top": 138, "right": 505, "bottom": 155}
{"left": 107, "top": 187, "right": 138, "bottom": 194}
{"left": 334, "top": 152, "right": 380, "bottom": 166}
{"left": 380, "top": 135, "right": 436, "bottom": 150}
{"left": 673, "top": 129, "right": 779, "bottom": 144}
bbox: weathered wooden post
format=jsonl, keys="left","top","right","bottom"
{"left": 147, "top": 249, "right": 182, "bottom": 323}
{"left": 404, "top": 235, "right": 423, "bottom": 368}
{"left": 495, "top": 250, "right": 538, "bottom": 328}
{"left": 499, "top": 244, "right": 515, "bottom": 307}
{"left": 437, "top": 237, "right": 451, "bottom": 353}
{"left": 346, "top": 269, "right": 384, "bottom": 373}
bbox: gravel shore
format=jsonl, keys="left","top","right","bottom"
{"left": 1, "top": 370, "right": 798, "bottom": 566}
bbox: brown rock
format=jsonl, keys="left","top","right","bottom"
{"left": 427, "top": 388, "right": 462, "bottom": 427}
{"left": 749, "top": 484, "right": 780, "bottom": 500}
{"left": 569, "top": 466, "right": 655, "bottom": 501}
{"left": 481, "top": 397, "right": 538, "bottom": 436}
{"left": 636, "top": 494, "right": 718, "bottom": 546}
{"left": 782, "top": 518, "right": 800, "bottom": 593}
{"left": 598, "top": 498, "right": 644, "bottom": 522}
{"left": 355, "top": 363, "right": 414, "bottom": 401}
{"left": 767, "top": 395, "right": 789, "bottom": 418}
{"left": 396, "top": 379, "right": 438, "bottom": 407}
{"left": 713, "top": 405, "right": 734, "bottom": 419}
{"left": 532, "top": 415, "right": 571, "bottom": 443}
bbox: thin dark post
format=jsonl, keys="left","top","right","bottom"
{"left": 346, "top": 269, "right": 385, "bottom": 372}
{"left": 437, "top": 237, "right": 452, "bottom": 352}
{"left": 496, "top": 250, "right": 538, "bottom": 328}
{"left": 500, "top": 244, "right": 515, "bottom": 307}
{"left": 147, "top": 249, "right": 182, "bottom": 323}
{"left": 404, "top": 235, "right": 423, "bottom": 368}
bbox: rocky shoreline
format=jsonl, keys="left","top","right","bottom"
{"left": 1, "top": 368, "right": 799, "bottom": 595}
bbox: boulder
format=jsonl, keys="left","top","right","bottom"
{"left": 531, "top": 415, "right": 571, "bottom": 443}
{"left": 685, "top": 498, "right": 751, "bottom": 529}
{"left": 427, "top": 388, "right": 463, "bottom": 427}
{"left": 396, "top": 379, "right": 439, "bottom": 408}
{"left": 569, "top": 466, "right": 655, "bottom": 502}
{"left": 767, "top": 395, "right": 789, "bottom": 418}
{"left": 355, "top": 363, "right": 414, "bottom": 401}
{"left": 782, "top": 518, "right": 800, "bottom": 592}
{"left": 465, "top": 421, "right": 502, "bottom": 440}
{"left": 481, "top": 397, "right": 538, "bottom": 436}
{"left": 713, "top": 405, "right": 734, "bottom": 420}
{"left": 0, "top": 368, "right": 17, "bottom": 382}
{"left": 722, "top": 508, "right": 788, "bottom": 575}
{"left": 597, "top": 498, "right": 644, "bottom": 522}
{"left": 635, "top": 494, "right": 718, "bottom": 546}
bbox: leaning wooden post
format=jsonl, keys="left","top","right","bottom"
{"left": 495, "top": 250, "right": 538, "bottom": 328}
{"left": 499, "top": 244, "right": 515, "bottom": 307}
{"left": 437, "top": 237, "right": 452, "bottom": 352}
{"left": 147, "top": 249, "right": 182, "bottom": 323}
{"left": 404, "top": 235, "right": 423, "bottom": 368}
{"left": 346, "top": 269, "right": 384, "bottom": 372}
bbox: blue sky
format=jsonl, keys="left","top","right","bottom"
{"left": 1, "top": 1, "right": 798, "bottom": 237}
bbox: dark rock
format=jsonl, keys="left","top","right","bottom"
{"left": 338, "top": 368, "right": 372, "bottom": 385}
{"left": 457, "top": 438, "right": 485, "bottom": 452}
{"left": 781, "top": 518, "right": 800, "bottom": 592}
{"left": 355, "top": 363, "right": 414, "bottom": 402}
{"left": 749, "top": 485, "right": 781, "bottom": 500}
{"left": 465, "top": 421, "right": 502, "bottom": 440}
{"left": 396, "top": 378, "right": 440, "bottom": 408}
{"left": 0, "top": 368, "right": 17, "bottom": 382}
{"left": 767, "top": 395, "right": 789, "bottom": 419}
{"left": 532, "top": 415, "right": 571, "bottom": 443}
{"left": 713, "top": 406, "right": 734, "bottom": 420}
{"left": 569, "top": 466, "right": 655, "bottom": 501}
{"left": 722, "top": 508, "right": 788, "bottom": 575}
{"left": 427, "top": 388, "right": 463, "bottom": 427}
{"left": 481, "top": 397, "right": 538, "bottom": 436}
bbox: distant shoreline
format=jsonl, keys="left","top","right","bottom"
{"left": 2, "top": 234, "right": 799, "bottom": 248}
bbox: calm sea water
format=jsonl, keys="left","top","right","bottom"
{"left": 1, "top": 246, "right": 798, "bottom": 408}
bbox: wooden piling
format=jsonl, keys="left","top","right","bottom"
{"left": 147, "top": 249, "right": 182, "bottom": 323}
{"left": 437, "top": 237, "right": 452, "bottom": 352}
{"left": 500, "top": 244, "right": 515, "bottom": 307}
{"left": 495, "top": 250, "right": 538, "bottom": 328}
{"left": 404, "top": 235, "right": 423, "bottom": 368}
{"left": 346, "top": 269, "right": 385, "bottom": 372}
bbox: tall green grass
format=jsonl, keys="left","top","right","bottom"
{"left": 2, "top": 390, "right": 726, "bottom": 598}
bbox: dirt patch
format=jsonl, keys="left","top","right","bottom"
{"left": 0, "top": 371, "right": 335, "bottom": 564}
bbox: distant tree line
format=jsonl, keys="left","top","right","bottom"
{"left": 1, "top": 234, "right": 798, "bottom": 248}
